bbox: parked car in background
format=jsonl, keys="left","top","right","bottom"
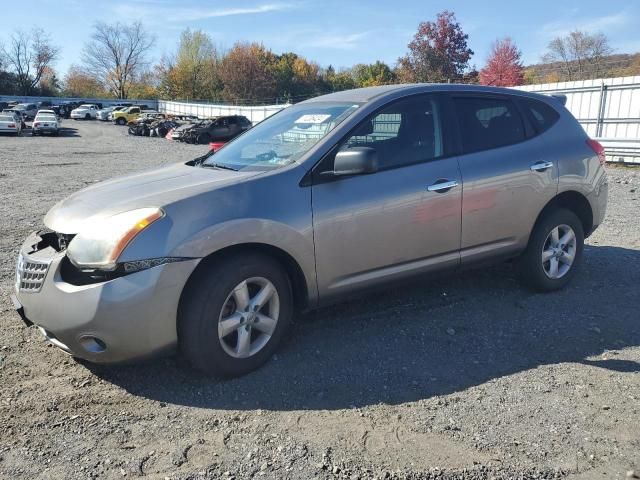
{"left": 37, "top": 109, "right": 57, "bottom": 117}
{"left": 37, "top": 101, "right": 53, "bottom": 109}
{"left": 2, "top": 109, "right": 26, "bottom": 129}
{"left": 172, "top": 115, "right": 252, "bottom": 144}
{"left": 112, "top": 106, "right": 143, "bottom": 125}
{"left": 11, "top": 84, "right": 608, "bottom": 377}
{"left": 0, "top": 112, "right": 22, "bottom": 135}
{"left": 32, "top": 112, "right": 60, "bottom": 136}
{"left": 13, "top": 103, "right": 38, "bottom": 120}
{"left": 71, "top": 104, "right": 98, "bottom": 120}
{"left": 97, "top": 106, "right": 117, "bottom": 121}
{"left": 59, "top": 102, "right": 79, "bottom": 119}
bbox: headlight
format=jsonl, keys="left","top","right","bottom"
{"left": 67, "top": 207, "right": 164, "bottom": 270}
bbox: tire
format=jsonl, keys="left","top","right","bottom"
{"left": 518, "top": 208, "right": 584, "bottom": 292}
{"left": 116, "top": 118, "right": 126, "bottom": 126}
{"left": 196, "top": 133, "right": 211, "bottom": 145}
{"left": 179, "top": 253, "right": 293, "bottom": 377}
{"left": 31, "top": 131, "right": 36, "bottom": 136}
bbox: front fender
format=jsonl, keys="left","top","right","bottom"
{"left": 167, "top": 218, "right": 317, "bottom": 304}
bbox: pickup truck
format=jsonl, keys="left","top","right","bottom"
{"left": 112, "top": 106, "right": 145, "bottom": 125}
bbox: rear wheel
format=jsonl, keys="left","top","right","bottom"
{"left": 84, "top": 113, "right": 90, "bottom": 120}
{"left": 179, "top": 253, "right": 293, "bottom": 376}
{"left": 518, "top": 209, "right": 584, "bottom": 291}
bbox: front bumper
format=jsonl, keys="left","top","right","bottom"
{"left": 14, "top": 231, "right": 200, "bottom": 363}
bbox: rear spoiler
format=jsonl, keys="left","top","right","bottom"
{"left": 548, "top": 94, "right": 567, "bottom": 106}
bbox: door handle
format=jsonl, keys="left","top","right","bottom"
{"left": 530, "top": 161, "right": 553, "bottom": 172}
{"left": 427, "top": 180, "right": 459, "bottom": 192}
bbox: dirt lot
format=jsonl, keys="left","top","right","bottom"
{"left": 0, "top": 120, "right": 639, "bottom": 480}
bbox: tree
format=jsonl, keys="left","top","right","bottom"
{"left": 542, "top": 31, "right": 612, "bottom": 81}
{"left": 397, "top": 11, "right": 473, "bottom": 83}
{"left": 1, "top": 28, "right": 59, "bottom": 95}
{"left": 352, "top": 61, "right": 395, "bottom": 87}
{"left": 63, "top": 65, "right": 109, "bottom": 98}
{"left": 479, "top": 37, "right": 524, "bottom": 86}
{"left": 171, "top": 29, "right": 220, "bottom": 100}
{"left": 271, "top": 52, "right": 323, "bottom": 102}
{"left": 219, "top": 42, "right": 277, "bottom": 104}
{"left": 323, "top": 66, "right": 356, "bottom": 92}
{"left": 82, "top": 21, "right": 154, "bottom": 99}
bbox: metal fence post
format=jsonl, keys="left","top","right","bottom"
{"left": 596, "top": 82, "right": 608, "bottom": 138}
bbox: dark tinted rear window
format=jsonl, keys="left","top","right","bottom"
{"left": 522, "top": 98, "right": 560, "bottom": 134}
{"left": 453, "top": 97, "right": 526, "bottom": 154}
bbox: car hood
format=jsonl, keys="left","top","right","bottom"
{"left": 44, "top": 162, "right": 261, "bottom": 233}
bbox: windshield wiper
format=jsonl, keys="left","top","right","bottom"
{"left": 201, "top": 162, "right": 238, "bottom": 171}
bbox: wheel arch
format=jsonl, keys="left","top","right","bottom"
{"left": 531, "top": 191, "right": 594, "bottom": 240}
{"left": 179, "top": 242, "right": 311, "bottom": 315}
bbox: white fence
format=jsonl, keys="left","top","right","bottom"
{"left": 157, "top": 100, "right": 289, "bottom": 124}
{"left": 515, "top": 76, "right": 640, "bottom": 164}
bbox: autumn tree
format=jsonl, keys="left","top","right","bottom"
{"left": 479, "top": 37, "right": 524, "bottom": 86}
{"left": 82, "top": 21, "right": 154, "bottom": 98}
{"left": 352, "top": 61, "right": 395, "bottom": 87}
{"left": 397, "top": 11, "right": 473, "bottom": 83}
{"left": 543, "top": 31, "right": 612, "bottom": 81}
{"left": 63, "top": 65, "right": 109, "bottom": 97}
{"left": 1, "top": 28, "right": 59, "bottom": 95}
{"left": 271, "top": 52, "right": 323, "bottom": 102}
{"left": 219, "top": 42, "right": 277, "bottom": 104}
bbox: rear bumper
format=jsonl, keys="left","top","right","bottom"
{"left": 586, "top": 170, "right": 608, "bottom": 235}
{"left": 14, "top": 231, "right": 201, "bottom": 364}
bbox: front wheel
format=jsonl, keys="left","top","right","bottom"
{"left": 518, "top": 209, "right": 584, "bottom": 292}
{"left": 116, "top": 118, "right": 126, "bottom": 126}
{"left": 178, "top": 253, "right": 293, "bottom": 376}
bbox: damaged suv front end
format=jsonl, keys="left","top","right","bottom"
{"left": 12, "top": 222, "right": 199, "bottom": 363}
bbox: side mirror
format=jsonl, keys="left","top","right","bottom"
{"left": 331, "top": 147, "right": 378, "bottom": 176}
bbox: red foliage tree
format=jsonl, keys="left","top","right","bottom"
{"left": 479, "top": 37, "right": 524, "bottom": 87}
{"left": 397, "top": 11, "right": 473, "bottom": 83}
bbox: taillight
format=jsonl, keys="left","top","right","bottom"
{"left": 586, "top": 139, "right": 606, "bottom": 165}
{"left": 33, "top": 122, "right": 40, "bottom": 127}
{"left": 8, "top": 123, "right": 15, "bottom": 128}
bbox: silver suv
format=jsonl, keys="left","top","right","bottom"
{"left": 13, "top": 85, "right": 608, "bottom": 376}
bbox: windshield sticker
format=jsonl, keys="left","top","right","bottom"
{"left": 294, "top": 114, "right": 331, "bottom": 124}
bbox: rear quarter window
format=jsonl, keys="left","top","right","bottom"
{"left": 521, "top": 98, "right": 560, "bottom": 134}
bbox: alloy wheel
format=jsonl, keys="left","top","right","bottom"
{"left": 541, "top": 224, "right": 577, "bottom": 279}
{"left": 218, "top": 277, "right": 280, "bottom": 359}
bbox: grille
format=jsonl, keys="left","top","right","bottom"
{"left": 16, "top": 253, "right": 51, "bottom": 293}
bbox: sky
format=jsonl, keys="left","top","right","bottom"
{"left": 2, "top": 0, "right": 640, "bottom": 77}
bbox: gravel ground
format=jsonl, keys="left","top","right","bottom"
{"left": 0, "top": 120, "right": 639, "bottom": 480}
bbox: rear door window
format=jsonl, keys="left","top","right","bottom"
{"left": 453, "top": 96, "right": 526, "bottom": 154}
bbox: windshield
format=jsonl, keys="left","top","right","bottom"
{"left": 36, "top": 115, "right": 56, "bottom": 121}
{"left": 0, "top": 115, "right": 13, "bottom": 121}
{"left": 200, "top": 102, "right": 360, "bottom": 171}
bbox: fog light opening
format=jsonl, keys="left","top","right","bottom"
{"left": 79, "top": 335, "right": 107, "bottom": 353}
